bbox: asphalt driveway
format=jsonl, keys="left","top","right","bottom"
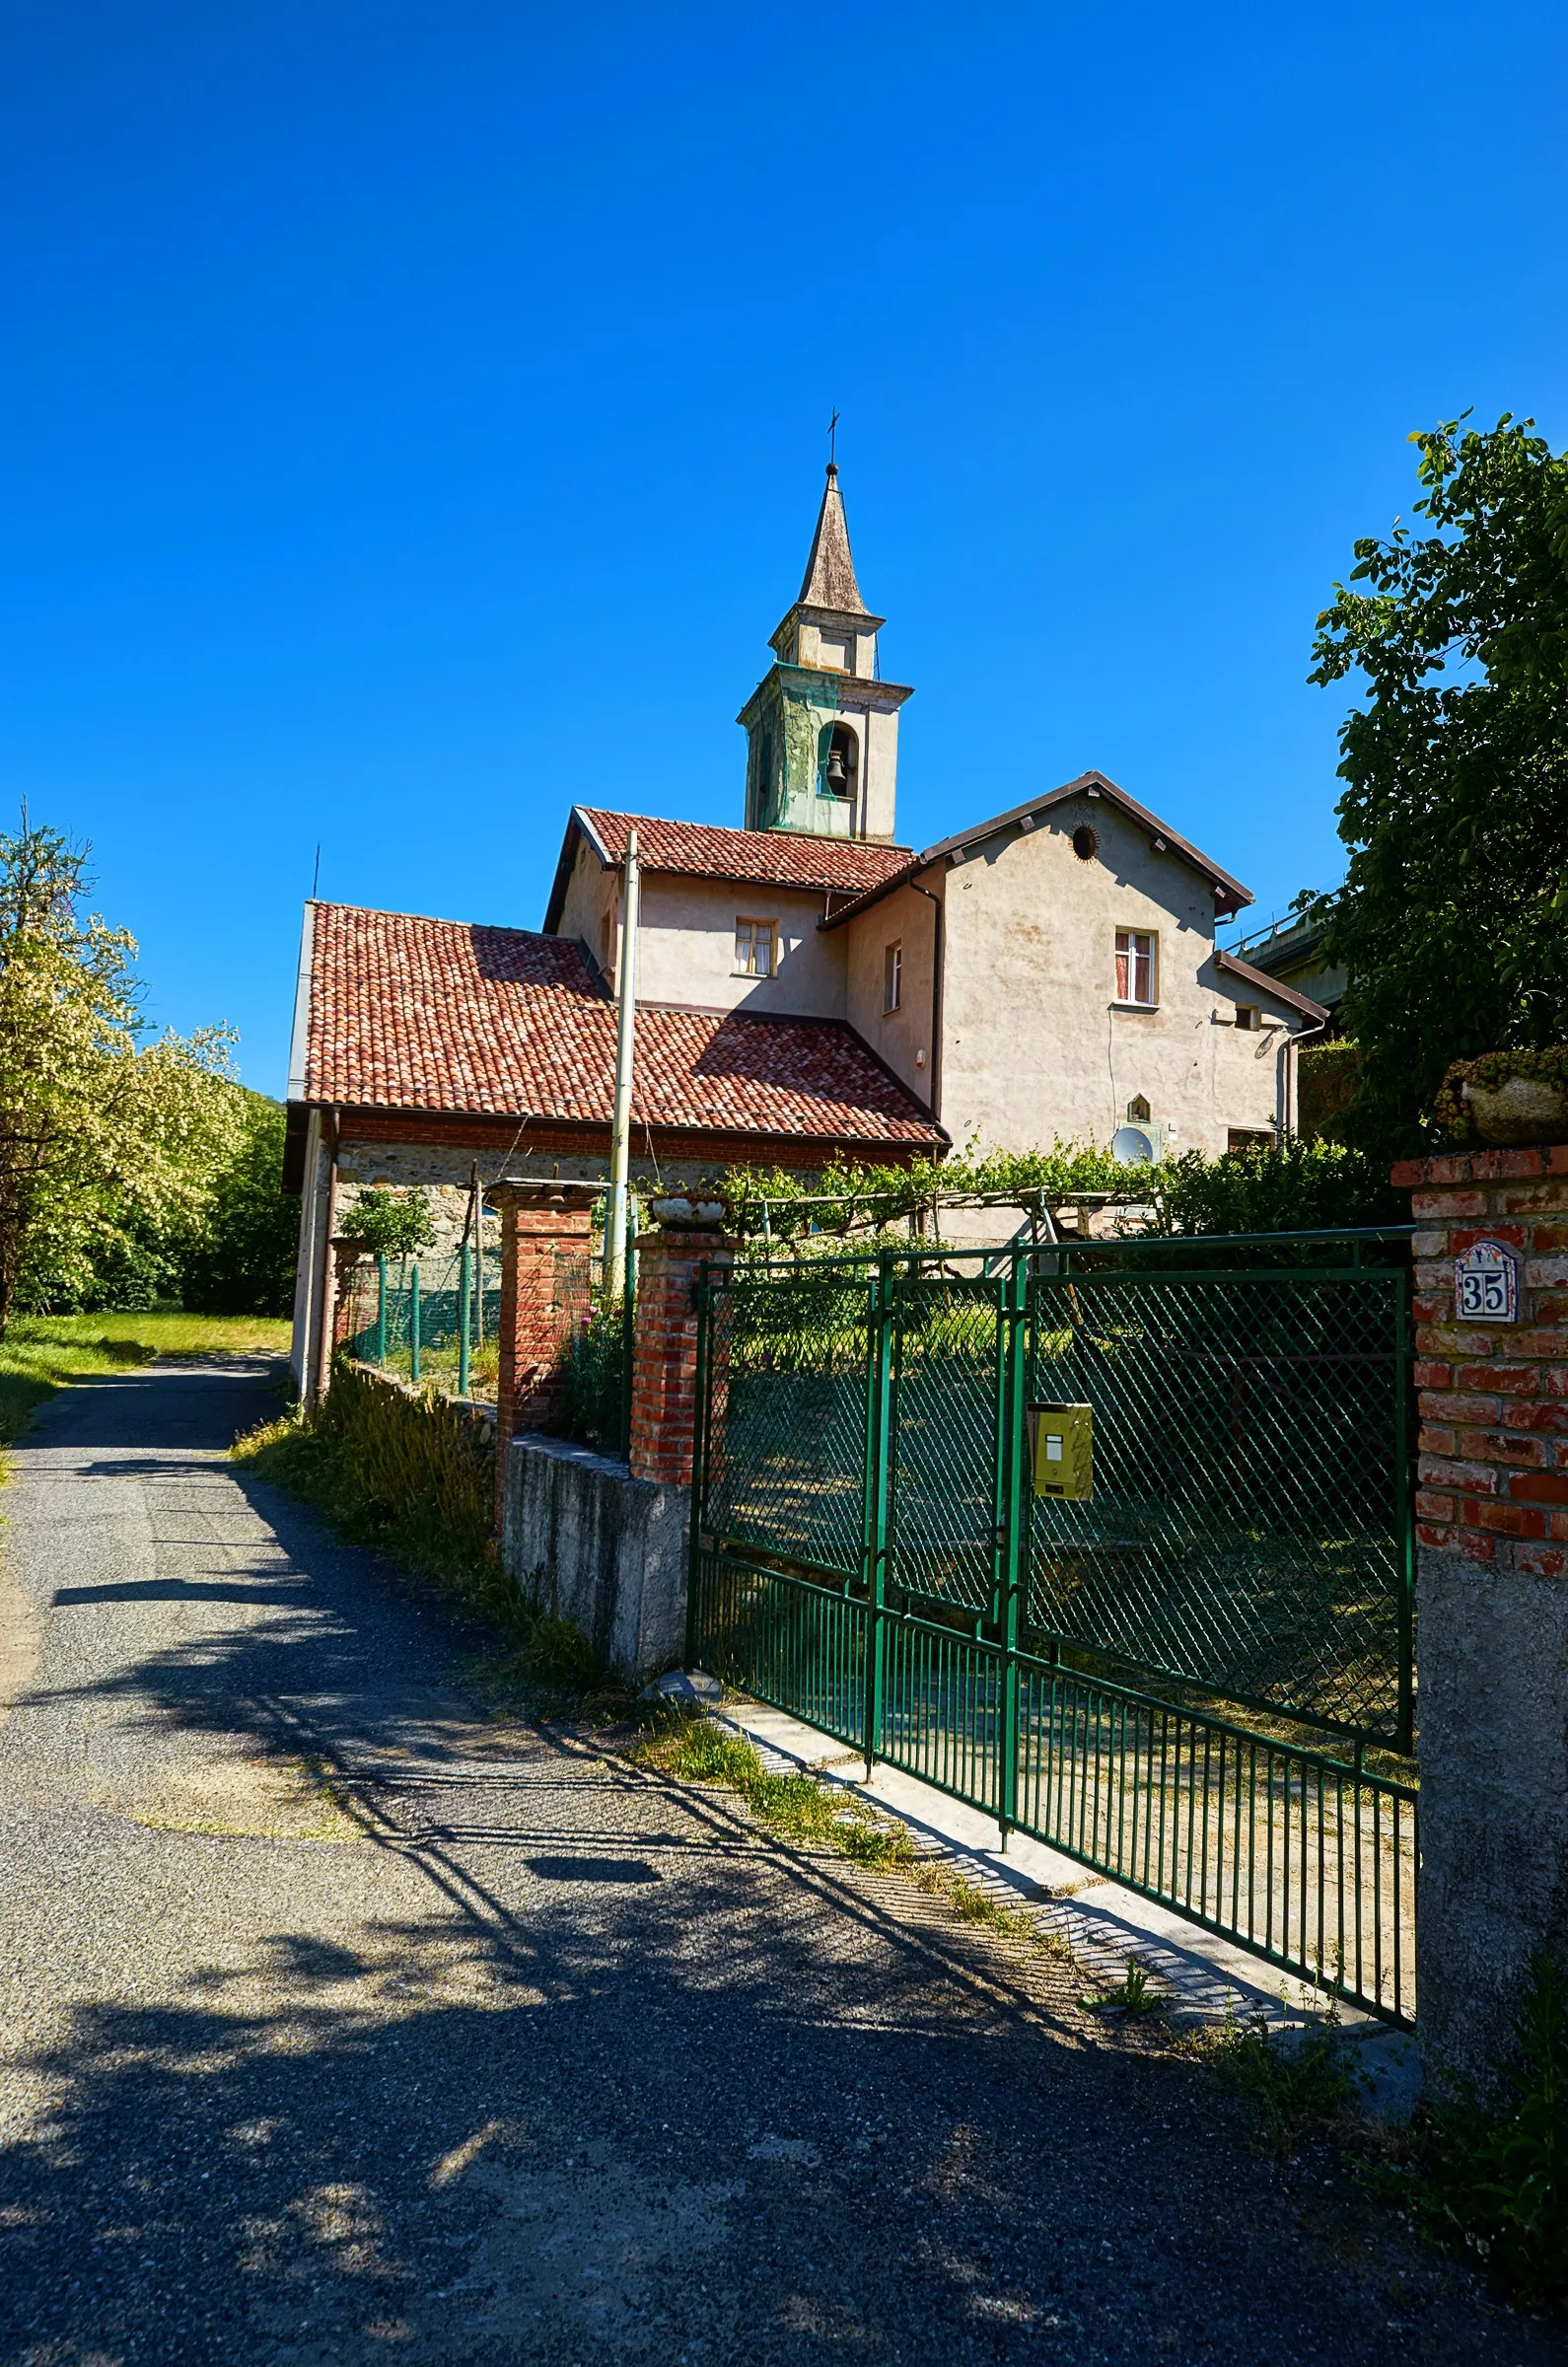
{"left": 0, "top": 1358, "right": 1551, "bottom": 2365}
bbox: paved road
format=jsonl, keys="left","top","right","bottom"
{"left": 0, "top": 1360, "right": 1553, "bottom": 2366}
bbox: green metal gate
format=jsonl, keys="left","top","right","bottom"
{"left": 688, "top": 1229, "right": 1417, "bottom": 2025}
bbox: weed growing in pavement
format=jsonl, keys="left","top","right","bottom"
{"left": 1081, "top": 1961, "right": 1166, "bottom": 2019}
{"left": 630, "top": 1711, "right": 1074, "bottom": 1963}
{"left": 1365, "top": 1952, "right": 1567, "bottom": 2316}
{"left": 1199, "top": 2001, "right": 1363, "bottom": 2148}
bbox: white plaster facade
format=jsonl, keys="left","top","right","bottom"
{"left": 836, "top": 787, "right": 1314, "bottom": 1159}
{"left": 549, "top": 777, "right": 1319, "bottom": 1169}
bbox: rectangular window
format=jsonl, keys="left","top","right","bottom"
{"left": 1114, "top": 928, "right": 1157, "bottom": 1006}
{"left": 884, "top": 940, "right": 902, "bottom": 1013}
{"left": 1227, "top": 1127, "right": 1275, "bottom": 1154}
{"left": 1235, "top": 1003, "right": 1262, "bottom": 1032}
{"left": 735, "top": 918, "right": 776, "bottom": 978}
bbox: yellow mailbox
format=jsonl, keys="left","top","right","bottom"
{"left": 1027, "top": 1401, "right": 1094, "bottom": 1500}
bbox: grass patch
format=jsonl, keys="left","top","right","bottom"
{"left": 0, "top": 1309, "right": 291, "bottom": 1457}
{"left": 234, "top": 1370, "right": 625, "bottom": 1718}
{"left": 630, "top": 1711, "right": 1073, "bottom": 1961}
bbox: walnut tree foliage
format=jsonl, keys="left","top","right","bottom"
{"left": 0, "top": 819, "right": 255, "bottom": 1329}
{"left": 1310, "top": 413, "right": 1568, "bottom": 1157}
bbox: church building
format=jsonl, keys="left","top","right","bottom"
{"left": 285, "top": 464, "right": 1324, "bottom": 1392}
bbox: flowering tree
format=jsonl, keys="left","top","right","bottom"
{"left": 0, "top": 820, "right": 249, "bottom": 1329}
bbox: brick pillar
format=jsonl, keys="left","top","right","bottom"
{"left": 1394, "top": 1141, "right": 1568, "bottom": 2086}
{"left": 628, "top": 1213, "right": 736, "bottom": 1487}
{"left": 491, "top": 1184, "right": 599, "bottom": 1521}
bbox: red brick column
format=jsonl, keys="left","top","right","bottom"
{"left": 1399, "top": 1143, "right": 1568, "bottom": 1567}
{"left": 491, "top": 1184, "right": 599, "bottom": 1519}
{"left": 1393, "top": 1141, "right": 1568, "bottom": 2086}
{"left": 628, "top": 1217, "right": 736, "bottom": 1487}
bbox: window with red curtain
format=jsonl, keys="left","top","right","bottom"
{"left": 1114, "top": 929, "right": 1156, "bottom": 1004}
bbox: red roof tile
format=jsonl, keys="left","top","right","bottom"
{"left": 576, "top": 808, "right": 910, "bottom": 897}
{"left": 301, "top": 902, "right": 942, "bottom": 1147}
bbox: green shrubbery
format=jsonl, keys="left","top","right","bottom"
{"left": 1382, "top": 1955, "right": 1568, "bottom": 2314}
{"left": 722, "top": 1134, "right": 1400, "bottom": 1250}
{"left": 336, "top": 1187, "right": 437, "bottom": 1261}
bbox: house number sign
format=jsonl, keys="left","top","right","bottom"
{"left": 1455, "top": 1239, "right": 1521, "bottom": 1325}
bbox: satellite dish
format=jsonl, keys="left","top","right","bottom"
{"left": 1112, "top": 1124, "right": 1156, "bottom": 1165}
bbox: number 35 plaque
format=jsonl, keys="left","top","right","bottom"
{"left": 1454, "top": 1239, "right": 1521, "bottom": 1325}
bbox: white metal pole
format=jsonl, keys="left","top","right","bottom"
{"left": 606, "top": 829, "right": 641, "bottom": 1302}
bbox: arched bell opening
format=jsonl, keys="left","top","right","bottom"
{"left": 819, "top": 721, "right": 859, "bottom": 803}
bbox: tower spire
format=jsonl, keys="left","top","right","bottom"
{"left": 797, "top": 463, "right": 869, "bottom": 616}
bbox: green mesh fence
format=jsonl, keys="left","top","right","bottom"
{"left": 1027, "top": 1267, "right": 1409, "bottom": 1739}
{"left": 340, "top": 1252, "right": 503, "bottom": 1387}
{"left": 695, "top": 1233, "right": 1414, "bottom": 1750}
{"left": 689, "top": 1228, "right": 1418, "bottom": 2023}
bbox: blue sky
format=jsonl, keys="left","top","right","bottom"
{"left": 1, "top": 2, "right": 1563, "bottom": 1093}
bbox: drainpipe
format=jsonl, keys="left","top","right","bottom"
{"left": 312, "top": 1106, "right": 341, "bottom": 1404}
{"left": 606, "top": 829, "right": 641, "bottom": 1302}
{"left": 907, "top": 874, "right": 944, "bottom": 1122}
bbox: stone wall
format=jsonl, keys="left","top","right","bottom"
{"left": 1393, "top": 1141, "right": 1568, "bottom": 2087}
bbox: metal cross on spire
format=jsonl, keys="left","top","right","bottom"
{"left": 827, "top": 407, "right": 840, "bottom": 467}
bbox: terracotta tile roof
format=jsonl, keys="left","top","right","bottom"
{"left": 576, "top": 808, "right": 910, "bottom": 897}
{"left": 300, "top": 901, "right": 942, "bottom": 1146}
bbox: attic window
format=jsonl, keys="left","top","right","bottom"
{"left": 1072, "top": 825, "right": 1100, "bottom": 862}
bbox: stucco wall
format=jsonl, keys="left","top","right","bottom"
{"left": 632, "top": 874, "right": 848, "bottom": 1018}
{"left": 844, "top": 879, "right": 939, "bottom": 1109}
{"left": 555, "top": 835, "right": 612, "bottom": 983}
{"left": 875, "top": 794, "right": 1305, "bottom": 1160}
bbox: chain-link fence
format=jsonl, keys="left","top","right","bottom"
{"left": 690, "top": 1228, "right": 1418, "bottom": 2025}
{"left": 338, "top": 1250, "right": 504, "bottom": 1396}
{"left": 337, "top": 1242, "right": 636, "bottom": 1452}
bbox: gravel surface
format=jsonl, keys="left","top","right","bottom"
{"left": 0, "top": 1358, "right": 1556, "bottom": 2365}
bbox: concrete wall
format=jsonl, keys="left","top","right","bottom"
{"left": 861, "top": 792, "right": 1306, "bottom": 1161}
{"left": 1415, "top": 1541, "right": 1568, "bottom": 2088}
{"left": 502, "top": 1432, "right": 688, "bottom": 1681}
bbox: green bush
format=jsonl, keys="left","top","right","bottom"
{"left": 1297, "top": 1041, "right": 1361, "bottom": 1142}
{"left": 337, "top": 1188, "right": 436, "bottom": 1261}
{"left": 560, "top": 1301, "right": 627, "bottom": 1451}
{"left": 181, "top": 1099, "right": 299, "bottom": 1316}
{"left": 1398, "top": 1953, "right": 1568, "bottom": 2314}
{"left": 1146, "top": 1136, "right": 1401, "bottom": 1242}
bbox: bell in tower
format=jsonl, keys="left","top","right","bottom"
{"left": 737, "top": 462, "right": 913, "bottom": 844}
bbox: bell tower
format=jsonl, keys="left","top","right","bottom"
{"left": 738, "top": 465, "right": 913, "bottom": 844}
